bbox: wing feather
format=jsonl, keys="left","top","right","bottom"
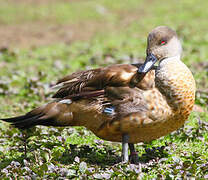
{"left": 52, "top": 64, "right": 155, "bottom": 99}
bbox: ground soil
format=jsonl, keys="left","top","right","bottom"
{"left": 0, "top": 21, "right": 106, "bottom": 49}
{"left": 0, "top": 0, "right": 143, "bottom": 49}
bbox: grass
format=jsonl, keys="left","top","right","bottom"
{"left": 0, "top": 0, "right": 208, "bottom": 179}
{"left": 0, "top": 0, "right": 143, "bottom": 24}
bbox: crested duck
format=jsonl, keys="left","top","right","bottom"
{"left": 1, "top": 26, "right": 196, "bottom": 163}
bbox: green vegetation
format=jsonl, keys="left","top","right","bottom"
{"left": 0, "top": 0, "right": 207, "bottom": 179}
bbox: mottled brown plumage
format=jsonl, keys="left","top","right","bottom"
{"left": 52, "top": 64, "right": 154, "bottom": 99}
{"left": 1, "top": 26, "right": 196, "bottom": 163}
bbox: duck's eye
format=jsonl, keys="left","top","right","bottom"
{"left": 160, "top": 40, "right": 167, "bottom": 45}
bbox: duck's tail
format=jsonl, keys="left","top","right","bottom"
{"left": 1, "top": 101, "right": 74, "bottom": 129}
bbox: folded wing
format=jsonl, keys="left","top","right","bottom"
{"left": 52, "top": 64, "right": 155, "bottom": 99}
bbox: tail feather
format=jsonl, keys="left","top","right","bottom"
{"left": 1, "top": 113, "right": 46, "bottom": 129}
{"left": 1, "top": 115, "right": 30, "bottom": 123}
{"left": 1, "top": 102, "right": 74, "bottom": 129}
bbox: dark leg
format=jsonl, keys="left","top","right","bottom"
{"left": 122, "top": 134, "right": 129, "bottom": 162}
{"left": 129, "top": 143, "right": 139, "bottom": 164}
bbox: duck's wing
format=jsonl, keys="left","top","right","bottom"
{"left": 52, "top": 64, "right": 155, "bottom": 99}
{"left": 1, "top": 65, "right": 155, "bottom": 131}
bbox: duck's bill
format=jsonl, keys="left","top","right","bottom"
{"left": 138, "top": 53, "right": 157, "bottom": 73}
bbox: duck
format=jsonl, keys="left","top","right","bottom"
{"left": 1, "top": 26, "right": 196, "bottom": 163}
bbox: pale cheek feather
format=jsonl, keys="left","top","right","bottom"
{"left": 59, "top": 99, "right": 72, "bottom": 104}
{"left": 120, "top": 72, "right": 134, "bottom": 81}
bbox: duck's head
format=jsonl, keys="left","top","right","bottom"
{"left": 138, "top": 26, "right": 182, "bottom": 73}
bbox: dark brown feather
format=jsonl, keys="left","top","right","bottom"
{"left": 52, "top": 64, "right": 154, "bottom": 99}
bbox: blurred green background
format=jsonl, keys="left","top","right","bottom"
{"left": 0, "top": 0, "right": 207, "bottom": 179}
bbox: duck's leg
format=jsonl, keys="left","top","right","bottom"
{"left": 129, "top": 143, "right": 139, "bottom": 164}
{"left": 122, "top": 133, "right": 129, "bottom": 162}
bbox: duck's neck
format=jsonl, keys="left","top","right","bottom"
{"left": 159, "top": 55, "right": 181, "bottom": 66}
{"left": 155, "top": 56, "right": 196, "bottom": 117}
